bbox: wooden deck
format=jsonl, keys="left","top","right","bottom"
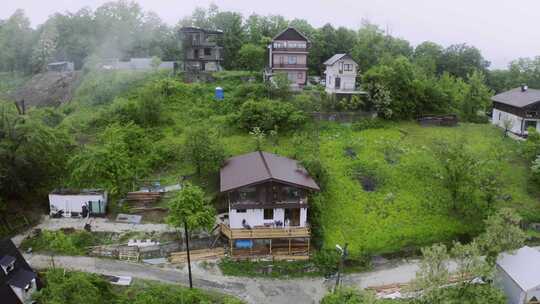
{"left": 219, "top": 223, "right": 310, "bottom": 239}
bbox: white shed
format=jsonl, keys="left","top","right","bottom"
{"left": 495, "top": 246, "right": 540, "bottom": 304}
{"left": 48, "top": 189, "right": 108, "bottom": 218}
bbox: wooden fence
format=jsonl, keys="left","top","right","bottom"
{"left": 219, "top": 223, "right": 310, "bottom": 239}
{"left": 169, "top": 248, "right": 225, "bottom": 264}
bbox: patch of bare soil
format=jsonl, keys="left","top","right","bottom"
{"left": 11, "top": 71, "right": 81, "bottom": 107}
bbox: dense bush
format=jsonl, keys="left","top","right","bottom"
{"left": 35, "top": 269, "right": 243, "bottom": 304}
{"left": 21, "top": 230, "right": 102, "bottom": 255}
{"left": 34, "top": 269, "right": 117, "bottom": 304}
{"left": 235, "top": 99, "right": 306, "bottom": 132}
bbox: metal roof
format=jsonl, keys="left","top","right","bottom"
{"left": 0, "top": 255, "right": 15, "bottom": 267}
{"left": 497, "top": 246, "right": 540, "bottom": 291}
{"left": 491, "top": 87, "right": 540, "bottom": 108}
{"left": 323, "top": 53, "right": 357, "bottom": 66}
{"left": 220, "top": 151, "right": 320, "bottom": 192}
{"left": 7, "top": 269, "right": 36, "bottom": 289}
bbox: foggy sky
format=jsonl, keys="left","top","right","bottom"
{"left": 3, "top": 0, "right": 540, "bottom": 69}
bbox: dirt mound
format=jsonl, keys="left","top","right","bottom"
{"left": 12, "top": 71, "right": 81, "bottom": 107}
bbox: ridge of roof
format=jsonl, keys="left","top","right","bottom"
{"left": 258, "top": 151, "right": 273, "bottom": 179}
{"left": 272, "top": 27, "right": 310, "bottom": 43}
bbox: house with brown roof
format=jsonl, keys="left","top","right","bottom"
{"left": 265, "top": 27, "right": 310, "bottom": 89}
{"left": 219, "top": 151, "right": 319, "bottom": 259}
{"left": 492, "top": 85, "right": 540, "bottom": 136}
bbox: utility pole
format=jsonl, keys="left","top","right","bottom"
{"left": 334, "top": 243, "right": 349, "bottom": 292}
{"left": 184, "top": 221, "right": 193, "bottom": 288}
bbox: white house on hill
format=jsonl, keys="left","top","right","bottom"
{"left": 492, "top": 85, "right": 540, "bottom": 136}
{"left": 323, "top": 53, "right": 362, "bottom": 94}
{"left": 495, "top": 246, "right": 540, "bottom": 304}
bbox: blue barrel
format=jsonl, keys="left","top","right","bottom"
{"left": 215, "top": 86, "right": 224, "bottom": 100}
{"left": 235, "top": 240, "right": 253, "bottom": 249}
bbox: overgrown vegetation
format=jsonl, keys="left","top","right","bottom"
{"left": 34, "top": 269, "right": 244, "bottom": 304}
{"left": 20, "top": 230, "right": 108, "bottom": 255}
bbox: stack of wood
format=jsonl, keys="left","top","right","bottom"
{"left": 417, "top": 114, "right": 458, "bottom": 127}
{"left": 126, "top": 191, "right": 163, "bottom": 207}
{"left": 169, "top": 248, "right": 225, "bottom": 264}
{"left": 118, "top": 245, "right": 140, "bottom": 262}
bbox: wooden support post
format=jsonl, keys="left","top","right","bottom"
{"left": 269, "top": 239, "right": 272, "bottom": 255}
{"left": 249, "top": 239, "right": 253, "bottom": 256}
{"left": 230, "top": 239, "right": 233, "bottom": 256}
{"left": 307, "top": 238, "right": 310, "bottom": 255}
{"left": 288, "top": 238, "right": 292, "bottom": 255}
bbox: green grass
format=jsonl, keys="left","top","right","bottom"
{"left": 21, "top": 230, "right": 114, "bottom": 255}
{"left": 316, "top": 122, "right": 540, "bottom": 256}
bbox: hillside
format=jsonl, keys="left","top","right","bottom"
{"left": 35, "top": 70, "right": 536, "bottom": 258}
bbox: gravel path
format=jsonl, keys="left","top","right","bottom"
{"left": 24, "top": 253, "right": 429, "bottom": 304}
{"left": 24, "top": 254, "right": 329, "bottom": 304}
{"left": 12, "top": 216, "right": 176, "bottom": 247}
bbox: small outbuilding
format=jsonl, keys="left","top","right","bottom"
{"left": 495, "top": 246, "right": 540, "bottom": 304}
{"left": 48, "top": 189, "right": 108, "bottom": 218}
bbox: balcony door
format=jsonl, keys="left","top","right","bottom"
{"left": 335, "top": 77, "right": 341, "bottom": 89}
{"left": 285, "top": 208, "right": 301, "bottom": 227}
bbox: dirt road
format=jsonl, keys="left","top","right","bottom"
{"left": 24, "top": 253, "right": 426, "bottom": 304}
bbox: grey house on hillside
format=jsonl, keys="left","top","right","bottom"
{"left": 492, "top": 85, "right": 540, "bottom": 136}
{"left": 180, "top": 27, "right": 224, "bottom": 72}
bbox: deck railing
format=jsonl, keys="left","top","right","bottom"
{"left": 219, "top": 223, "right": 310, "bottom": 239}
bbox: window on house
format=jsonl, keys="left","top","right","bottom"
{"left": 238, "top": 187, "right": 257, "bottom": 202}
{"left": 339, "top": 62, "right": 343, "bottom": 73}
{"left": 288, "top": 56, "right": 297, "bottom": 64}
{"left": 236, "top": 209, "right": 247, "bottom": 213}
{"left": 297, "top": 72, "right": 303, "bottom": 79}
{"left": 264, "top": 208, "right": 274, "bottom": 220}
{"left": 525, "top": 120, "right": 537, "bottom": 130}
{"left": 344, "top": 64, "right": 353, "bottom": 71}
{"left": 204, "top": 48, "right": 211, "bottom": 56}
{"left": 498, "top": 112, "right": 501, "bottom": 120}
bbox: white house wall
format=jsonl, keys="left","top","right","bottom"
{"left": 494, "top": 265, "right": 526, "bottom": 304}
{"left": 325, "top": 57, "right": 358, "bottom": 93}
{"left": 492, "top": 108, "right": 540, "bottom": 135}
{"left": 49, "top": 194, "right": 107, "bottom": 216}
{"left": 229, "top": 207, "right": 308, "bottom": 229}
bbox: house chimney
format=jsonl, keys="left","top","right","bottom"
{"left": 521, "top": 84, "right": 528, "bottom": 92}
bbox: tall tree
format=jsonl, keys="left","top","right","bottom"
{"left": 462, "top": 70, "right": 492, "bottom": 122}
{"left": 477, "top": 208, "right": 526, "bottom": 266}
{"left": 182, "top": 127, "right": 225, "bottom": 177}
{"left": 438, "top": 44, "right": 490, "bottom": 79}
{"left": 32, "top": 20, "right": 59, "bottom": 73}
{"left": 166, "top": 183, "right": 215, "bottom": 289}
